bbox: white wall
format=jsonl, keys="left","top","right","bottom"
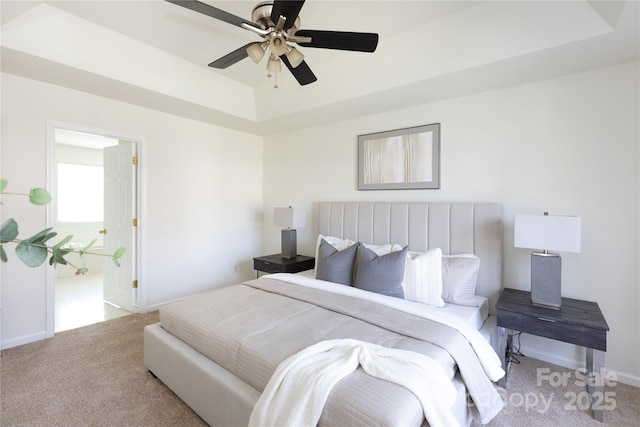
{"left": 262, "top": 62, "right": 640, "bottom": 386}
{"left": 0, "top": 73, "right": 264, "bottom": 348}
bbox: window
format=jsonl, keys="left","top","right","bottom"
{"left": 57, "top": 163, "right": 104, "bottom": 222}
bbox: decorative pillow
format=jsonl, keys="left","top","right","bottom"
{"left": 441, "top": 254, "right": 481, "bottom": 307}
{"left": 402, "top": 248, "right": 445, "bottom": 307}
{"left": 315, "top": 239, "right": 359, "bottom": 285}
{"left": 354, "top": 245, "right": 408, "bottom": 298}
{"left": 314, "top": 234, "right": 357, "bottom": 275}
{"left": 360, "top": 242, "right": 403, "bottom": 256}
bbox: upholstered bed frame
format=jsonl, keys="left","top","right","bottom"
{"left": 144, "top": 201, "right": 503, "bottom": 426}
{"left": 318, "top": 202, "right": 503, "bottom": 313}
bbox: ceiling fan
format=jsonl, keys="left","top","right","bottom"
{"left": 166, "top": 0, "right": 379, "bottom": 88}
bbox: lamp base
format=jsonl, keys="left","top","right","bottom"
{"left": 281, "top": 229, "right": 297, "bottom": 259}
{"left": 531, "top": 252, "right": 562, "bottom": 308}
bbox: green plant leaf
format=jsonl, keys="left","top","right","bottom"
{"left": 49, "top": 246, "right": 71, "bottom": 266}
{"left": 1, "top": 219, "right": 19, "bottom": 243}
{"left": 52, "top": 235, "right": 73, "bottom": 250}
{"left": 76, "top": 267, "right": 88, "bottom": 275}
{"left": 0, "top": 179, "right": 7, "bottom": 193}
{"left": 22, "top": 228, "right": 57, "bottom": 246}
{"left": 15, "top": 228, "right": 58, "bottom": 268}
{"left": 16, "top": 240, "right": 49, "bottom": 267}
{"left": 28, "top": 188, "right": 52, "bottom": 206}
{"left": 1, "top": 245, "right": 7, "bottom": 262}
{"left": 112, "top": 246, "right": 127, "bottom": 267}
{"left": 81, "top": 239, "right": 97, "bottom": 254}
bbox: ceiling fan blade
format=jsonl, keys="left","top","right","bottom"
{"left": 281, "top": 55, "right": 317, "bottom": 86}
{"left": 166, "top": 0, "right": 261, "bottom": 30}
{"left": 296, "top": 30, "right": 379, "bottom": 52}
{"left": 208, "top": 42, "right": 258, "bottom": 69}
{"left": 271, "top": 0, "right": 305, "bottom": 31}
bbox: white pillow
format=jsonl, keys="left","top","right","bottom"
{"left": 402, "top": 248, "right": 445, "bottom": 307}
{"left": 441, "top": 254, "right": 481, "bottom": 307}
{"left": 314, "top": 235, "right": 356, "bottom": 277}
{"left": 361, "top": 242, "right": 403, "bottom": 256}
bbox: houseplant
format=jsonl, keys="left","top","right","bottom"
{"left": 0, "top": 179, "right": 125, "bottom": 274}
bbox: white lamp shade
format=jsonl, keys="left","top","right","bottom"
{"left": 285, "top": 47, "right": 304, "bottom": 68}
{"left": 274, "top": 207, "right": 306, "bottom": 229}
{"left": 514, "top": 214, "right": 581, "bottom": 253}
{"left": 267, "top": 56, "right": 282, "bottom": 74}
{"left": 246, "top": 43, "right": 266, "bottom": 63}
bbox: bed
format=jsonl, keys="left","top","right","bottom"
{"left": 144, "top": 202, "right": 505, "bottom": 426}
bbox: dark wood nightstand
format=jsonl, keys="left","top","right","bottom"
{"left": 253, "top": 254, "right": 315, "bottom": 278}
{"left": 496, "top": 288, "right": 609, "bottom": 422}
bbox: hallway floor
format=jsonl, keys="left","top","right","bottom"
{"left": 55, "top": 273, "right": 132, "bottom": 332}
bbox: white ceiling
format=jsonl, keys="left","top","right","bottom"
{"left": 55, "top": 128, "right": 120, "bottom": 149}
{"left": 1, "top": 1, "right": 638, "bottom": 136}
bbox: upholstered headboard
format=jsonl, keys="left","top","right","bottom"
{"left": 317, "top": 202, "right": 503, "bottom": 313}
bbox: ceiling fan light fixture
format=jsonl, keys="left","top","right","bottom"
{"left": 269, "top": 34, "right": 288, "bottom": 56}
{"left": 246, "top": 42, "right": 267, "bottom": 64}
{"left": 266, "top": 55, "right": 282, "bottom": 76}
{"left": 266, "top": 55, "right": 282, "bottom": 88}
{"left": 285, "top": 46, "right": 304, "bottom": 68}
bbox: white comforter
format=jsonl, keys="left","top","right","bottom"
{"left": 266, "top": 273, "right": 505, "bottom": 382}
{"left": 249, "top": 338, "right": 460, "bottom": 427}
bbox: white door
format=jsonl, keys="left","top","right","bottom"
{"left": 103, "top": 141, "right": 137, "bottom": 311}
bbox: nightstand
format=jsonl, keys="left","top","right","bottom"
{"left": 253, "top": 254, "right": 315, "bottom": 278}
{"left": 496, "top": 288, "right": 609, "bottom": 422}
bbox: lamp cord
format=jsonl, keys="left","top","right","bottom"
{"left": 507, "top": 332, "right": 525, "bottom": 365}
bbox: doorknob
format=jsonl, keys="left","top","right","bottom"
{"left": 99, "top": 229, "right": 107, "bottom": 235}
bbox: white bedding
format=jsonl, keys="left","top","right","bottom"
{"left": 158, "top": 274, "right": 504, "bottom": 424}
{"left": 442, "top": 298, "right": 489, "bottom": 330}
{"left": 294, "top": 270, "right": 489, "bottom": 330}
{"left": 264, "top": 273, "right": 504, "bottom": 383}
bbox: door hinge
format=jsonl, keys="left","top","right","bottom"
{"left": 132, "top": 280, "right": 138, "bottom": 289}
{"left": 132, "top": 218, "right": 138, "bottom": 227}
{"left": 132, "top": 156, "right": 138, "bottom": 165}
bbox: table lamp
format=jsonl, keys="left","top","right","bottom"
{"left": 514, "top": 212, "right": 581, "bottom": 307}
{"left": 274, "top": 206, "right": 306, "bottom": 259}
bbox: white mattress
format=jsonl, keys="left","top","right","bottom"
{"left": 289, "top": 270, "right": 489, "bottom": 330}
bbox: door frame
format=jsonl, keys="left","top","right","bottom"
{"left": 45, "top": 120, "right": 148, "bottom": 338}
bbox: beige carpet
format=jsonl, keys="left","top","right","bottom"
{"left": 1, "top": 311, "right": 206, "bottom": 427}
{"left": 471, "top": 355, "right": 640, "bottom": 427}
{"left": 1, "top": 312, "right": 638, "bottom": 426}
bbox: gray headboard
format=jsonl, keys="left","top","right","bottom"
{"left": 318, "top": 202, "right": 503, "bottom": 313}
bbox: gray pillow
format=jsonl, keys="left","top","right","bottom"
{"left": 316, "top": 239, "right": 359, "bottom": 285}
{"left": 354, "top": 245, "right": 408, "bottom": 298}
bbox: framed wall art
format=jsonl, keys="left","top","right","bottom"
{"left": 358, "top": 123, "right": 440, "bottom": 190}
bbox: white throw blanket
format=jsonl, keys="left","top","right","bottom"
{"left": 248, "top": 339, "right": 460, "bottom": 427}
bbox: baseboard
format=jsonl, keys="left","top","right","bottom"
{"left": 520, "top": 342, "right": 640, "bottom": 388}
{"left": 1, "top": 331, "right": 48, "bottom": 350}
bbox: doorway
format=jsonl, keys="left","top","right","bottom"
{"left": 46, "top": 124, "right": 142, "bottom": 333}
